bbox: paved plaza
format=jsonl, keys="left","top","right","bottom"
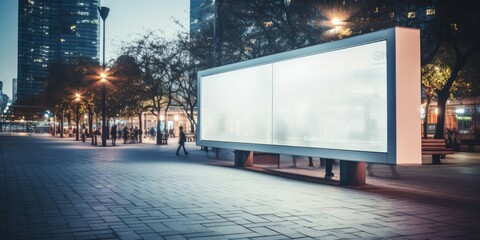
{"left": 1, "top": 135, "right": 479, "bottom": 239}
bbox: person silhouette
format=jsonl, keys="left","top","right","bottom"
{"left": 324, "top": 158, "right": 335, "bottom": 179}
{"left": 111, "top": 125, "right": 117, "bottom": 146}
{"left": 176, "top": 126, "right": 189, "bottom": 156}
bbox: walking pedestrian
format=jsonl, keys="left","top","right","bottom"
{"left": 134, "top": 127, "right": 139, "bottom": 143}
{"left": 111, "top": 125, "right": 117, "bottom": 146}
{"left": 176, "top": 126, "right": 189, "bottom": 156}
{"left": 123, "top": 126, "right": 128, "bottom": 144}
{"left": 324, "top": 158, "right": 335, "bottom": 179}
{"left": 149, "top": 127, "right": 155, "bottom": 140}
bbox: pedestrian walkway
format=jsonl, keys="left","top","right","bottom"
{"left": 1, "top": 135, "right": 479, "bottom": 239}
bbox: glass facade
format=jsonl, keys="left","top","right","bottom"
{"left": 189, "top": 0, "right": 215, "bottom": 39}
{"left": 423, "top": 98, "right": 480, "bottom": 140}
{"left": 17, "top": 0, "right": 99, "bottom": 102}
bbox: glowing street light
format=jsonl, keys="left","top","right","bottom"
{"left": 331, "top": 18, "right": 341, "bottom": 26}
{"left": 100, "top": 72, "right": 107, "bottom": 82}
{"left": 98, "top": 5, "right": 110, "bottom": 147}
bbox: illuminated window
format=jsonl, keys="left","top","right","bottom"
{"left": 451, "top": 23, "right": 458, "bottom": 31}
{"left": 426, "top": 9, "right": 435, "bottom": 15}
{"left": 70, "top": 25, "right": 76, "bottom": 30}
{"left": 407, "top": 12, "right": 416, "bottom": 18}
{"left": 60, "top": 38, "right": 65, "bottom": 42}
{"left": 374, "top": 7, "right": 379, "bottom": 13}
{"left": 390, "top": 12, "right": 395, "bottom": 18}
{"left": 263, "top": 21, "right": 274, "bottom": 27}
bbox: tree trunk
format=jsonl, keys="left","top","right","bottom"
{"left": 88, "top": 111, "right": 93, "bottom": 137}
{"left": 138, "top": 112, "right": 143, "bottom": 143}
{"left": 189, "top": 108, "right": 196, "bottom": 133}
{"left": 434, "top": 92, "right": 448, "bottom": 139}
{"left": 433, "top": 46, "right": 471, "bottom": 139}
{"left": 189, "top": 118, "right": 195, "bottom": 134}
{"left": 67, "top": 115, "right": 71, "bottom": 128}
{"left": 106, "top": 118, "right": 110, "bottom": 139}
{"left": 423, "top": 97, "right": 431, "bottom": 139}
{"left": 164, "top": 109, "right": 169, "bottom": 132}
{"left": 53, "top": 109, "right": 57, "bottom": 136}
{"left": 60, "top": 110, "right": 64, "bottom": 138}
{"left": 156, "top": 115, "right": 162, "bottom": 145}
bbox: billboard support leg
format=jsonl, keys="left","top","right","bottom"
{"left": 340, "top": 161, "right": 366, "bottom": 186}
{"left": 234, "top": 150, "right": 253, "bottom": 167}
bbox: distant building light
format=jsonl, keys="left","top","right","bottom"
{"left": 60, "top": 38, "right": 65, "bottom": 42}
{"left": 263, "top": 21, "right": 274, "bottom": 27}
{"left": 451, "top": 23, "right": 458, "bottom": 31}
{"left": 407, "top": 12, "right": 416, "bottom": 18}
{"left": 426, "top": 9, "right": 435, "bottom": 15}
{"left": 70, "top": 25, "right": 76, "bottom": 30}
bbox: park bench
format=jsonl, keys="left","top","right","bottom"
{"left": 128, "top": 134, "right": 136, "bottom": 144}
{"left": 185, "top": 133, "right": 196, "bottom": 142}
{"left": 422, "top": 139, "right": 454, "bottom": 165}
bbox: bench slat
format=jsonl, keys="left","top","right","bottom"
{"left": 421, "top": 139, "right": 453, "bottom": 164}
{"left": 422, "top": 139, "right": 446, "bottom": 142}
{"left": 422, "top": 151, "right": 454, "bottom": 155}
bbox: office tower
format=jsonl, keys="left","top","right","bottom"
{"left": 17, "top": 0, "right": 100, "bottom": 102}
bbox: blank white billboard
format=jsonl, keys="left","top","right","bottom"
{"left": 201, "top": 64, "right": 273, "bottom": 144}
{"left": 272, "top": 41, "right": 387, "bottom": 152}
{"left": 201, "top": 41, "right": 386, "bottom": 152}
{"left": 198, "top": 27, "right": 421, "bottom": 164}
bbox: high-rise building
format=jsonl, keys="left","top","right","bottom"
{"left": 190, "top": 0, "right": 439, "bottom": 67}
{"left": 12, "top": 78, "right": 17, "bottom": 104}
{"left": 0, "top": 81, "right": 9, "bottom": 113}
{"left": 190, "top": 0, "right": 215, "bottom": 39}
{"left": 17, "top": 0, "right": 100, "bottom": 102}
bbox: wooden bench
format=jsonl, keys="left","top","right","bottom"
{"left": 422, "top": 139, "right": 454, "bottom": 164}
{"left": 185, "top": 134, "right": 196, "bottom": 142}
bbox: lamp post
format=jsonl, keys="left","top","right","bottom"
{"left": 98, "top": 6, "right": 110, "bottom": 147}
{"left": 75, "top": 94, "right": 81, "bottom": 141}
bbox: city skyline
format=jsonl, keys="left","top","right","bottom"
{"left": 0, "top": 0, "right": 190, "bottom": 100}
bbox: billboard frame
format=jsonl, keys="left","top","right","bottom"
{"left": 197, "top": 27, "right": 420, "bottom": 165}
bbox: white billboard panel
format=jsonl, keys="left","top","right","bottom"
{"left": 198, "top": 27, "right": 421, "bottom": 165}
{"left": 201, "top": 64, "right": 273, "bottom": 144}
{"left": 272, "top": 41, "right": 387, "bottom": 152}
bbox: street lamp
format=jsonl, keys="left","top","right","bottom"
{"left": 75, "top": 93, "right": 81, "bottom": 141}
{"left": 98, "top": 6, "right": 110, "bottom": 147}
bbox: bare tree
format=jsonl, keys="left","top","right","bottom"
{"left": 121, "top": 31, "right": 179, "bottom": 144}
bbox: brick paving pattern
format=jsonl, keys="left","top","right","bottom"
{"left": 1, "top": 135, "right": 479, "bottom": 239}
